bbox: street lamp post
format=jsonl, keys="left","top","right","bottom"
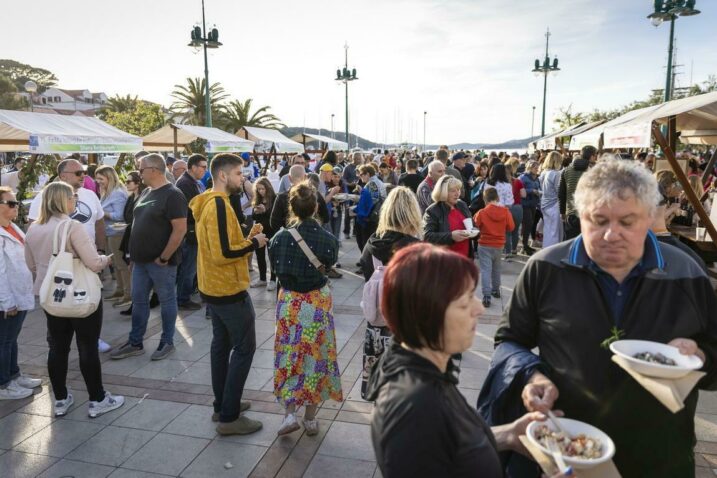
{"left": 423, "top": 111, "right": 427, "bottom": 152}
{"left": 331, "top": 114, "right": 335, "bottom": 139}
{"left": 647, "top": 0, "right": 701, "bottom": 102}
{"left": 335, "top": 43, "right": 358, "bottom": 150}
{"left": 187, "top": 0, "right": 222, "bottom": 127}
{"left": 531, "top": 28, "right": 560, "bottom": 137}
{"left": 531, "top": 106, "right": 536, "bottom": 137}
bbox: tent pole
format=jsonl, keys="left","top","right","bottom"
{"left": 701, "top": 148, "right": 717, "bottom": 188}
{"left": 653, "top": 124, "right": 717, "bottom": 244}
{"left": 173, "top": 126, "right": 179, "bottom": 161}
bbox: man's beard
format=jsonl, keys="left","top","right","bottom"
{"left": 227, "top": 182, "right": 243, "bottom": 195}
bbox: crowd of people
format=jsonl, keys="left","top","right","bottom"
{"left": 1, "top": 144, "right": 716, "bottom": 477}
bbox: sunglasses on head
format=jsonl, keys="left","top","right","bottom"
{"left": 0, "top": 200, "right": 19, "bottom": 208}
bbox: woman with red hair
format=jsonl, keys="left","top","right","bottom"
{"left": 365, "top": 243, "right": 564, "bottom": 478}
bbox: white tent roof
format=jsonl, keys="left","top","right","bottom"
{"left": 239, "top": 126, "right": 304, "bottom": 153}
{"left": 533, "top": 127, "right": 569, "bottom": 150}
{"left": 0, "top": 109, "right": 142, "bottom": 153}
{"left": 568, "top": 105, "right": 662, "bottom": 151}
{"left": 602, "top": 91, "right": 717, "bottom": 148}
{"left": 143, "top": 124, "right": 254, "bottom": 153}
{"left": 291, "top": 132, "right": 348, "bottom": 151}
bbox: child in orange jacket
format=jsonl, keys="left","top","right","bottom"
{"left": 473, "top": 187, "right": 515, "bottom": 307}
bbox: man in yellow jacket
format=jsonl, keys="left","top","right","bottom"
{"left": 190, "top": 153, "right": 268, "bottom": 436}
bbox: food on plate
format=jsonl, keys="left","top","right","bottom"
{"left": 533, "top": 425, "right": 603, "bottom": 459}
{"left": 632, "top": 351, "right": 677, "bottom": 366}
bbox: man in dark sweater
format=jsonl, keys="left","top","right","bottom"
{"left": 559, "top": 145, "right": 596, "bottom": 240}
{"left": 489, "top": 159, "right": 717, "bottom": 477}
{"left": 270, "top": 165, "right": 329, "bottom": 232}
{"left": 174, "top": 154, "right": 208, "bottom": 310}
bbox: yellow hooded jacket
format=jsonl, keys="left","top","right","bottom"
{"left": 189, "top": 190, "right": 257, "bottom": 303}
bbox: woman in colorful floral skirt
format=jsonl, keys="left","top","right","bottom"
{"left": 268, "top": 181, "right": 343, "bottom": 436}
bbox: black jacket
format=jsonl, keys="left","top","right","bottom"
{"left": 359, "top": 231, "right": 419, "bottom": 280}
{"left": 176, "top": 172, "right": 202, "bottom": 244}
{"left": 558, "top": 158, "right": 589, "bottom": 216}
{"left": 366, "top": 343, "right": 502, "bottom": 478}
{"left": 423, "top": 200, "right": 474, "bottom": 258}
{"left": 269, "top": 190, "right": 329, "bottom": 232}
{"left": 496, "top": 236, "right": 717, "bottom": 477}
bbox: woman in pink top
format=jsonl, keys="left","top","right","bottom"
{"left": 505, "top": 161, "right": 526, "bottom": 256}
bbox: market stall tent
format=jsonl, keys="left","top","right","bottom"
{"left": 238, "top": 126, "right": 304, "bottom": 153}
{"left": 291, "top": 132, "right": 348, "bottom": 151}
{"left": 568, "top": 105, "right": 662, "bottom": 151}
{"left": 0, "top": 109, "right": 142, "bottom": 153}
{"left": 142, "top": 124, "right": 254, "bottom": 156}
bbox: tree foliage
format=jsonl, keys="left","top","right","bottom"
{"left": 103, "top": 101, "right": 166, "bottom": 137}
{"left": 98, "top": 94, "right": 141, "bottom": 118}
{"left": 170, "top": 77, "right": 228, "bottom": 126}
{"left": 0, "top": 59, "right": 58, "bottom": 93}
{"left": 554, "top": 104, "right": 586, "bottom": 130}
{"left": 0, "top": 74, "right": 28, "bottom": 110}
{"left": 219, "top": 99, "right": 285, "bottom": 132}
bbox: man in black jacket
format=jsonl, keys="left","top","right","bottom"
{"left": 493, "top": 159, "right": 717, "bottom": 477}
{"left": 559, "top": 145, "right": 596, "bottom": 239}
{"left": 270, "top": 165, "right": 329, "bottom": 232}
{"left": 175, "top": 154, "right": 208, "bottom": 310}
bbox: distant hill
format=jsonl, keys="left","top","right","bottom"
{"left": 280, "top": 126, "right": 537, "bottom": 151}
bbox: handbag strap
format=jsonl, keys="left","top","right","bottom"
{"left": 52, "top": 219, "right": 73, "bottom": 256}
{"left": 287, "top": 227, "right": 325, "bottom": 271}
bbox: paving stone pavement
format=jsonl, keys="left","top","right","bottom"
{"left": 2, "top": 238, "right": 717, "bottom": 477}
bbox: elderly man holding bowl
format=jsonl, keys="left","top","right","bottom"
{"left": 480, "top": 158, "right": 717, "bottom": 477}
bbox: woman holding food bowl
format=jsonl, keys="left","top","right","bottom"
{"left": 366, "top": 243, "right": 569, "bottom": 477}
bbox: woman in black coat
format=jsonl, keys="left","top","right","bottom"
{"left": 423, "top": 175, "right": 474, "bottom": 258}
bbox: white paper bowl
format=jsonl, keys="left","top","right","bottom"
{"left": 526, "top": 418, "right": 615, "bottom": 469}
{"left": 610, "top": 339, "right": 703, "bottom": 379}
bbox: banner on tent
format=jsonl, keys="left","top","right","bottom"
{"left": 603, "top": 122, "right": 652, "bottom": 149}
{"left": 29, "top": 134, "right": 142, "bottom": 154}
{"left": 207, "top": 141, "right": 254, "bottom": 153}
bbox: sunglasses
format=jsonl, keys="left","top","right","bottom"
{"left": 0, "top": 200, "right": 19, "bottom": 208}
{"left": 54, "top": 277, "right": 72, "bottom": 285}
{"left": 66, "top": 170, "right": 85, "bottom": 177}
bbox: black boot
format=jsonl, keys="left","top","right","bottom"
{"left": 120, "top": 304, "right": 132, "bottom": 316}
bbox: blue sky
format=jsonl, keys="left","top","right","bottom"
{"left": 6, "top": 0, "right": 717, "bottom": 144}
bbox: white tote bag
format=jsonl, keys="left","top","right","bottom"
{"left": 39, "top": 220, "right": 102, "bottom": 318}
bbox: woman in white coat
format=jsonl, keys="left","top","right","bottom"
{"left": 0, "top": 186, "right": 42, "bottom": 400}
{"left": 539, "top": 152, "right": 564, "bottom": 248}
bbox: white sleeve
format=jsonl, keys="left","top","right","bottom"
{"left": 28, "top": 192, "right": 42, "bottom": 221}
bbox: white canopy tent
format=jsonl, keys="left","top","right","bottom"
{"left": 291, "top": 132, "right": 348, "bottom": 151}
{"left": 602, "top": 91, "right": 717, "bottom": 149}
{"left": 143, "top": 124, "right": 254, "bottom": 154}
{"left": 568, "top": 105, "right": 662, "bottom": 151}
{"left": 238, "top": 126, "right": 304, "bottom": 153}
{"left": 0, "top": 109, "right": 142, "bottom": 153}
{"left": 533, "top": 127, "right": 568, "bottom": 151}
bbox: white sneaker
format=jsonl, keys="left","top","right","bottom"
{"left": 88, "top": 391, "right": 124, "bottom": 418}
{"left": 98, "top": 339, "right": 112, "bottom": 353}
{"left": 266, "top": 281, "right": 277, "bottom": 292}
{"left": 15, "top": 375, "right": 42, "bottom": 389}
{"left": 250, "top": 279, "right": 267, "bottom": 288}
{"left": 54, "top": 393, "right": 74, "bottom": 416}
{"left": 0, "top": 382, "right": 33, "bottom": 400}
{"left": 303, "top": 418, "right": 319, "bottom": 436}
{"left": 277, "top": 413, "right": 300, "bottom": 436}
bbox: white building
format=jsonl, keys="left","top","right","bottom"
{"left": 32, "top": 88, "right": 108, "bottom": 115}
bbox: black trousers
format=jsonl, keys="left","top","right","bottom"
{"left": 522, "top": 206, "right": 537, "bottom": 248}
{"left": 356, "top": 222, "right": 377, "bottom": 253}
{"left": 564, "top": 214, "right": 581, "bottom": 240}
{"left": 255, "top": 244, "right": 276, "bottom": 282}
{"left": 46, "top": 302, "right": 105, "bottom": 402}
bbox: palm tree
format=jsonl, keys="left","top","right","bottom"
{"left": 98, "top": 94, "right": 139, "bottom": 120}
{"left": 170, "top": 77, "right": 228, "bottom": 126}
{"left": 220, "top": 99, "right": 285, "bottom": 133}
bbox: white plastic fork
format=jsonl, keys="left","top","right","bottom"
{"left": 545, "top": 436, "right": 572, "bottom": 475}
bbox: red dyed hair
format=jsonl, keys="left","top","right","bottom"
{"left": 381, "top": 243, "right": 478, "bottom": 350}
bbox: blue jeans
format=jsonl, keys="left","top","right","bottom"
{"left": 478, "top": 245, "right": 502, "bottom": 298}
{"left": 129, "top": 262, "right": 178, "bottom": 347}
{"left": 505, "top": 204, "right": 523, "bottom": 254}
{"left": 0, "top": 310, "right": 26, "bottom": 388}
{"left": 208, "top": 297, "right": 256, "bottom": 423}
{"left": 176, "top": 241, "right": 198, "bottom": 305}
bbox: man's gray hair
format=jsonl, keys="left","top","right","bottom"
{"left": 142, "top": 153, "right": 166, "bottom": 173}
{"left": 428, "top": 160, "right": 444, "bottom": 174}
{"left": 289, "top": 164, "right": 306, "bottom": 182}
{"left": 574, "top": 158, "right": 661, "bottom": 217}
